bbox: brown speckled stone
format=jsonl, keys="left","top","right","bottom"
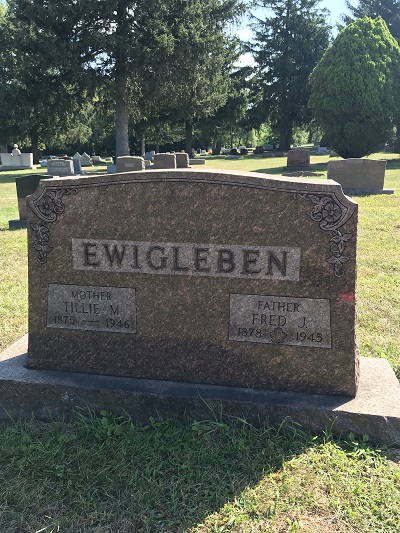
{"left": 115, "top": 156, "right": 145, "bottom": 173}
{"left": 327, "top": 158, "right": 386, "bottom": 190}
{"left": 287, "top": 148, "right": 310, "bottom": 168}
{"left": 26, "top": 169, "right": 359, "bottom": 396}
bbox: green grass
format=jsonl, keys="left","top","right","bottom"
{"left": 203, "top": 152, "right": 330, "bottom": 176}
{"left": 0, "top": 413, "right": 399, "bottom": 533}
{"left": 0, "top": 157, "right": 399, "bottom": 532}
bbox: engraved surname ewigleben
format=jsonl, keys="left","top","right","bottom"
{"left": 72, "top": 239, "right": 301, "bottom": 281}
{"left": 229, "top": 294, "right": 331, "bottom": 348}
{"left": 47, "top": 284, "right": 136, "bottom": 333}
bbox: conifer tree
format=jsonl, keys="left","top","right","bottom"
{"left": 5, "top": 0, "right": 243, "bottom": 157}
{"left": 251, "top": 0, "right": 331, "bottom": 150}
{"left": 0, "top": 2, "right": 94, "bottom": 162}
{"left": 309, "top": 17, "right": 400, "bottom": 158}
{"left": 342, "top": 0, "right": 400, "bottom": 43}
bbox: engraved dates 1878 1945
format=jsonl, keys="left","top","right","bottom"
{"left": 229, "top": 294, "right": 332, "bottom": 348}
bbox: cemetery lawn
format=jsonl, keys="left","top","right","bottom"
{"left": 1, "top": 413, "right": 399, "bottom": 532}
{"left": 0, "top": 157, "right": 399, "bottom": 532}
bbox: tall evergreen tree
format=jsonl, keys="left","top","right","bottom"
{"left": 309, "top": 17, "right": 400, "bottom": 158}
{"left": 197, "top": 66, "right": 251, "bottom": 151}
{"left": 0, "top": 2, "right": 94, "bottom": 162}
{"left": 251, "top": 0, "right": 331, "bottom": 150}
{"left": 142, "top": 0, "right": 244, "bottom": 155}
{"left": 7, "top": 0, "right": 243, "bottom": 157}
{"left": 342, "top": 0, "right": 400, "bottom": 43}
{"left": 8, "top": 0, "right": 170, "bottom": 157}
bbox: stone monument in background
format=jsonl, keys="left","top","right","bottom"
{"left": 0, "top": 144, "right": 34, "bottom": 169}
{"left": 328, "top": 158, "right": 394, "bottom": 194}
{"left": 286, "top": 148, "right": 310, "bottom": 169}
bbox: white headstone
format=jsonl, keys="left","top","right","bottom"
{"left": 47, "top": 159, "right": 75, "bottom": 176}
{"left": 12, "top": 144, "right": 21, "bottom": 156}
{"left": 81, "top": 153, "right": 92, "bottom": 166}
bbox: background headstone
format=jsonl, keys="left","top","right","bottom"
{"left": 144, "top": 151, "right": 154, "bottom": 161}
{"left": 0, "top": 151, "right": 33, "bottom": 169}
{"left": 153, "top": 153, "right": 176, "bottom": 169}
{"left": 327, "top": 158, "right": 392, "bottom": 194}
{"left": 81, "top": 153, "right": 92, "bottom": 167}
{"left": 47, "top": 159, "right": 75, "bottom": 176}
{"left": 9, "top": 174, "right": 53, "bottom": 229}
{"left": 175, "top": 153, "right": 189, "bottom": 168}
{"left": 72, "top": 154, "right": 83, "bottom": 175}
{"left": 287, "top": 148, "right": 310, "bottom": 168}
{"left": 116, "top": 156, "right": 145, "bottom": 173}
{"left": 0, "top": 153, "right": 13, "bottom": 166}
{"left": 264, "top": 144, "right": 275, "bottom": 151}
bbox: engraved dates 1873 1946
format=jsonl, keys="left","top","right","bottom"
{"left": 47, "top": 284, "right": 136, "bottom": 334}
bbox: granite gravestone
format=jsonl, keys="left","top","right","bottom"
{"left": 153, "top": 153, "right": 176, "bottom": 169}
{"left": 327, "top": 159, "right": 393, "bottom": 194}
{"left": 144, "top": 151, "right": 155, "bottom": 161}
{"left": 175, "top": 153, "right": 190, "bottom": 168}
{"left": 287, "top": 148, "right": 310, "bottom": 169}
{"left": 189, "top": 159, "right": 206, "bottom": 165}
{"left": 27, "top": 169, "right": 359, "bottom": 396}
{"left": 81, "top": 153, "right": 92, "bottom": 167}
{"left": 72, "top": 154, "right": 83, "bottom": 175}
{"left": 47, "top": 159, "right": 75, "bottom": 176}
{"left": 116, "top": 156, "right": 145, "bottom": 173}
{"left": 9, "top": 174, "right": 53, "bottom": 230}
{"left": 0, "top": 151, "right": 34, "bottom": 169}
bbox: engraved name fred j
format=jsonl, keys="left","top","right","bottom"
{"left": 72, "top": 239, "right": 301, "bottom": 280}
{"left": 229, "top": 294, "right": 332, "bottom": 348}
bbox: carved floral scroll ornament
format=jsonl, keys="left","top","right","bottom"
{"left": 29, "top": 187, "right": 77, "bottom": 263}
{"left": 294, "top": 193, "right": 353, "bottom": 278}
{"left": 327, "top": 230, "right": 352, "bottom": 278}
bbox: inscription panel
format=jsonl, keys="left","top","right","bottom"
{"left": 72, "top": 239, "right": 301, "bottom": 281}
{"left": 229, "top": 294, "right": 331, "bottom": 348}
{"left": 47, "top": 284, "right": 136, "bottom": 333}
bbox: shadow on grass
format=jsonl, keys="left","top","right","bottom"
{"left": 0, "top": 172, "right": 20, "bottom": 184}
{"left": 0, "top": 411, "right": 321, "bottom": 532}
{"left": 251, "top": 161, "right": 328, "bottom": 177}
{"left": 385, "top": 159, "right": 400, "bottom": 170}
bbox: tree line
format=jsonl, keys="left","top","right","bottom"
{"left": 0, "top": 0, "right": 399, "bottom": 162}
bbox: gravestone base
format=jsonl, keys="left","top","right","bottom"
{"left": 1, "top": 166, "right": 35, "bottom": 170}
{"left": 262, "top": 152, "right": 286, "bottom": 157}
{"left": 342, "top": 188, "right": 394, "bottom": 196}
{"left": 283, "top": 166, "right": 312, "bottom": 171}
{"left": 1, "top": 335, "right": 399, "bottom": 445}
{"left": 8, "top": 219, "right": 27, "bottom": 230}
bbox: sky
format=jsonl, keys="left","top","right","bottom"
{"left": 321, "top": 0, "right": 350, "bottom": 27}
{"left": 236, "top": 0, "right": 352, "bottom": 66}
